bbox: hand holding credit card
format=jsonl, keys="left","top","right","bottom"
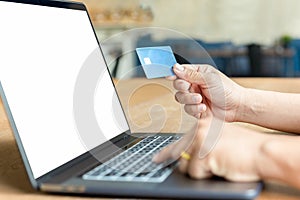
{"left": 136, "top": 46, "right": 177, "bottom": 79}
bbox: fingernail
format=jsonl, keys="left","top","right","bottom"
{"left": 174, "top": 63, "right": 184, "bottom": 71}
{"left": 199, "top": 104, "right": 207, "bottom": 112}
{"left": 192, "top": 95, "right": 201, "bottom": 103}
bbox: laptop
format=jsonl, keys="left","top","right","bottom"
{"left": 0, "top": 0, "right": 262, "bottom": 199}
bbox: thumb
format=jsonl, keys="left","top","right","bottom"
{"left": 173, "top": 63, "right": 214, "bottom": 86}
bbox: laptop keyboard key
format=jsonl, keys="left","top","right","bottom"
{"left": 82, "top": 135, "right": 180, "bottom": 183}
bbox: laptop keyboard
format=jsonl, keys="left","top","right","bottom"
{"left": 82, "top": 135, "right": 181, "bottom": 183}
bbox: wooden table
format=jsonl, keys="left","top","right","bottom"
{"left": 1, "top": 78, "right": 300, "bottom": 200}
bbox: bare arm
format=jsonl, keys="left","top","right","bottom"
{"left": 171, "top": 64, "right": 300, "bottom": 133}
{"left": 238, "top": 89, "right": 300, "bottom": 133}
{"left": 256, "top": 134, "right": 300, "bottom": 188}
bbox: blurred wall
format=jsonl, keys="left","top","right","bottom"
{"left": 147, "top": 0, "right": 300, "bottom": 45}
{"left": 83, "top": 0, "right": 300, "bottom": 45}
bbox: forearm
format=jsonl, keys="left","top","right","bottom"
{"left": 256, "top": 135, "right": 300, "bottom": 189}
{"left": 237, "top": 88, "right": 300, "bottom": 133}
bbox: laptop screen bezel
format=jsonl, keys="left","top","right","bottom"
{"left": 0, "top": 0, "right": 132, "bottom": 188}
{"left": 1, "top": 0, "right": 86, "bottom": 10}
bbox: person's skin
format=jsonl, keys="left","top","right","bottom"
{"left": 168, "top": 63, "right": 300, "bottom": 133}
{"left": 153, "top": 63, "right": 300, "bottom": 189}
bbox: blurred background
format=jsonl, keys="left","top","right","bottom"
{"left": 78, "top": 0, "right": 300, "bottom": 78}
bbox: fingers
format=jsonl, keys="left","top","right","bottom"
{"left": 173, "top": 79, "right": 191, "bottom": 91}
{"left": 177, "top": 149, "right": 212, "bottom": 179}
{"left": 184, "top": 104, "right": 207, "bottom": 118}
{"left": 153, "top": 143, "right": 193, "bottom": 175}
{"left": 153, "top": 133, "right": 195, "bottom": 163}
{"left": 177, "top": 149, "right": 192, "bottom": 173}
{"left": 173, "top": 63, "right": 217, "bottom": 86}
{"left": 173, "top": 134, "right": 212, "bottom": 179}
{"left": 173, "top": 68, "right": 206, "bottom": 119}
{"left": 187, "top": 153, "right": 212, "bottom": 179}
{"left": 153, "top": 124, "right": 214, "bottom": 180}
{"left": 152, "top": 142, "right": 177, "bottom": 163}
{"left": 175, "top": 92, "right": 202, "bottom": 104}
{"left": 180, "top": 130, "right": 212, "bottom": 179}
{"left": 166, "top": 75, "right": 177, "bottom": 81}
{"left": 173, "top": 79, "right": 200, "bottom": 94}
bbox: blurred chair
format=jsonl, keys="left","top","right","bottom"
{"left": 196, "top": 40, "right": 252, "bottom": 76}
{"left": 196, "top": 40, "right": 232, "bottom": 73}
{"left": 259, "top": 46, "right": 296, "bottom": 77}
{"left": 289, "top": 39, "right": 300, "bottom": 76}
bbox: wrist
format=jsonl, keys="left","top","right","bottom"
{"left": 235, "top": 87, "right": 252, "bottom": 122}
{"left": 235, "top": 88, "right": 264, "bottom": 123}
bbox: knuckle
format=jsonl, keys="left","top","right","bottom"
{"left": 188, "top": 166, "right": 203, "bottom": 179}
{"left": 200, "top": 64, "right": 214, "bottom": 73}
{"left": 185, "top": 69, "right": 200, "bottom": 81}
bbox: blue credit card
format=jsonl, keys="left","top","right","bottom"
{"left": 136, "top": 46, "right": 177, "bottom": 79}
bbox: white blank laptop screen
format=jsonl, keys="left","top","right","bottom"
{"left": 0, "top": 1, "right": 129, "bottom": 178}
